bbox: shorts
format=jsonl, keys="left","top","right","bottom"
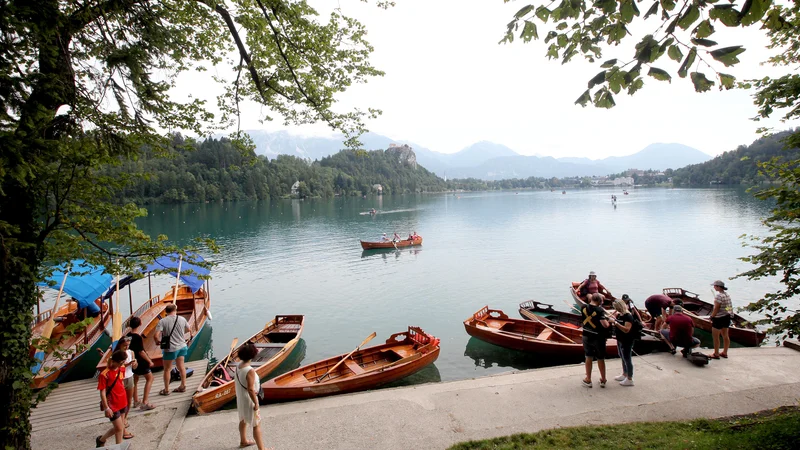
{"left": 712, "top": 315, "right": 731, "bottom": 329}
{"left": 123, "top": 377, "right": 134, "bottom": 390}
{"left": 582, "top": 334, "right": 606, "bottom": 360}
{"left": 133, "top": 363, "right": 152, "bottom": 376}
{"left": 645, "top": 301, "right": 663, "bottom": 318}
{"left": 109, "top": 406, "right": 128, "bottom": 422}
{"left": 162, "top": 346, "right": 188, "bottom": 361}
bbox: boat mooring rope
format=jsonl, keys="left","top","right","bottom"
{"left": 632, "top": 349, "right": 663, "bottom": 371}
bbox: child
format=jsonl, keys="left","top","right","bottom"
{"left": 117, "top": 336, "right": 137, "bottom": 437}
{"left": 97, "top": 350, "right": 129, "bottom": 447}
{"left": 235, "top": 342, "right": 266, "bottom": 450}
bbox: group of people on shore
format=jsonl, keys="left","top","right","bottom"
{"left": 576, "top": 272, "right": 735, "bottom": 389}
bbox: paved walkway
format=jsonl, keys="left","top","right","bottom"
{"left": 174, "top": 347, "right": 800, "bottom": 450}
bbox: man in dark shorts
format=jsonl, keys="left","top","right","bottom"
{"left": 581, "top": 293, "right": 611, "bottom": 388}
{"left": 645, "top": 294, "right": 674, "bottom": 331}
{"left": 128, "top": 316, "right": 155, "bottom": 410}
{"left": 660, "top": 305, "right": 700, "bottom": 357}
{"left": 710, "top": 280, "right": 733, "bottom": 359}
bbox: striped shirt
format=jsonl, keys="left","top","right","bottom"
{"left": 714, "top": 292, "right": 733, "bottom": 318}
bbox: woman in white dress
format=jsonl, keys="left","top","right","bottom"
{"left": 234, "top": 342, "right": 265, "bottom": 449}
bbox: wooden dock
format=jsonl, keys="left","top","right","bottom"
{"left": 31, "top": 359, "right": 208, "bottom": 432}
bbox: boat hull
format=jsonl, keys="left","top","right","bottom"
{"left": 262, "top": 327, "right": 439, "bottom": 401}
{"left": 360, "top": 237, "right": 422, "bottom": 250}
{"left": 193, "top": 315, "right": 305, "bottom": 414}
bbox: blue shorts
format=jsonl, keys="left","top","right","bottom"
{"left": 162, "top": 346, "right": 188, "bottom": 361}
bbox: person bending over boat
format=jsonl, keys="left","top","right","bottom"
{"left": 710, "top": 280, "right": 733, "bottom": 359}
{"left": 609, "top": 299, "right": 636, "bottom": 387}
{"left": 644, "top": 294, "right": 674, "bottom": 331}
{"left": 581, "top": 293, "right": 611, "bottom": 388}
{"left": 577, "top": 271, "right": 608, "bottom": 301}
{"left": 660, "top": 305, "right": 700, "bottom": 357}
{"left": 235, "top": 342, "right": 266, "bottom": 450}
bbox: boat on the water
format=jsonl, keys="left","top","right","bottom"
{"left": 569, "top": 281, "right": 616, "bottom": 308}
{"left": 193, "top": 315, "right": 305, "bottom": 414}
{"left": 464, "top": 306, "right": 618, "bottom": 359}
{"left": 662, "top": 288, "right": 766, "bottom": 347}
{"left": 31, "top": 261, "right": 113, "bottom": 389}
{"left": 261, "top": 326, "right": 439, "bottom": 401}
{"left": 518, "top": 300, "right": 669, "bottom": 353}
{"left": 360, "top": 236, "right": 422, "bottom": 250}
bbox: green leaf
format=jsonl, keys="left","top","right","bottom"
{"left": 648, "top": 67, "right": 672, "bottom": 82}
{"left": 594, "top": 88, "right": 616, "bottom": 109}
{"left": 556, "top": 22, "right": 569, "bottom": 30}
{"left": 644, "top": 2, "right": 659, "bottom": 19}
{"left": 575, "top": 89, "right": 591, "bottom": 107}
{"left": 660, "top": 0, "right": 676, "bottom": 12}
{"left": 521, "top": 20, "right": 539, "bottom": 42}
{"left": 620, "top": 0, "right": 639, "bottom": 23}
{"left": 628, "top": 77, "right": 645, "bottom": 95}
{"left": 710, "top": 46, "right": 746, "bottom": 67}
{"left": 719, "top": 73, "right": 736, "bottom": 90}
{"left": 668, "top": 44, "right": 683, "bottom": 62}
{"left": 709, "top": 5, "right": 741, "bottom": 27}
{"left": 678, "top": 46, "right": 697, "bottom": 78}
{"left": 535, "top": 6, "right": 551, "bottom": 23}
{"left": 690, "top": 72, "right": 715, "bottom": 92}
{"left": 596, "top": 0, "right": 617, "bottom": 15}
{"left": 665, "top": 16, "right": 680, "bottom": 34}
{"left": 601, "top": 59, "right": 617, "bottom": 68}
{"left": 557, "top": 34, "right": 568, "bottom": 47}
{"left": 763, "top": 8, "right": 787, "bottom": 31}
{"left": 515, "top": 5, "right": 535, "bottom": 19}
{"left": 607, "top": 23, "right": 628, "bottom": 45}
{"left": 691, "top": 38, "right": 718, "bottom": 47}
{"left": 740, "top": 0, "right": 772, "bottom": 27}
{"left": 694, "top": 20, "right": 715, "bottom": 39}
{"left": 678, "top": 5, "right": 700, "bottom": 30}
{"left": 588, "top": 70, "right": 607, "bottom": 89}
{"left": 545, "top": 31, "right": 558, "bottom": 43}
{"left": 634, "top": 35, "right": 660, "bottom": 63}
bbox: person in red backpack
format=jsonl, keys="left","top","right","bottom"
{"left": 96, "top": 350, "right": 129, "bottom": 447}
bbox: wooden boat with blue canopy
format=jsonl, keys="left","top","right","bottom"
{"left": 96, "top": 253, "right": 212, "bottom": 372}
{"left": 31, "top": 260, "right": 113, "bottom": 389}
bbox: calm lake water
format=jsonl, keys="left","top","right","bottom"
{"left": 117, "top": 188, "right": 786, "bottom": 384}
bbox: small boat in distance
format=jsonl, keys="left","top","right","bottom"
{"left": 261, "top": 326, "right": 439, "bottom": 401}
{"left": 662, "top": 288, "right": 766, "bottom": 347}
{"left": 360, "top": 236, "right": 422, "bottom": 250}
{"left": 193, "top": 315, "right": 304, "bottom": 414}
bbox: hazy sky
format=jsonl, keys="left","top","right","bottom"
{"left": 178, "top": 1, "right": 793, "bottom": 158}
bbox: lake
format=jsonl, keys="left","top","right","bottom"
{"left": 123, "top": 188, "right": 785, "bottom": 384}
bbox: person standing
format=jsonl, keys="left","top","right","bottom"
{"left": 609, "top": 299, "right": 636, "bottom": 387}
{"left": 96, "top": 350, "right": 129, "bottom": 447}
{"left": 116, "top": 336, "right": 136, "bottom": 438}
{"left": 128, "top": 316, "right": 155, "bottom": 410}
{"left": 710, "top": 280, "right": 733, "bottom": 359}
{"left": 581, "top": 293, "right": 611, "bottom": 388}
{"left": 235, "top": 342, "right": 266, "bottom": 450}
{"left": 155, "top": 303, "right": 191, "bottom": 395}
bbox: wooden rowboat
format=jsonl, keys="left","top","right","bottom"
{"left": 193, "top": 315, "right": 304, "bottom": 413}
{"left": 464, "top": 306, "right": 618, "bottom": 359}
{"left": 96, "top": 284, "right": 211, "bottom": 372}
{"left": 30, "top": 299, "right": 111, "bottom": 389}
{"left": 519, "top": 300, "right": 669, "bottom": 353}
{"left": 360, "top": 237, "right": 422, "bottom": 250}
{"left": 662, "top": 288, "right": 766, "bottom": 347}
{"left": 261, "top": 326, "right": 439, "bottom": 401}
{"left": 570, "top": 281, "right": 616, "bottom": 308}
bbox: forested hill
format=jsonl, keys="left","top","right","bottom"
{"left": 106, "top": 136, "right": 447, "bottom": 203}
{"left": 671, "top": 130, "right": 800, "bottom": 186}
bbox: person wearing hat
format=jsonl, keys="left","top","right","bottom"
{"left": 380, "top": 232, "right": 389, "bottom": 242}
{"left": 577, "top": 271, "right": 609, "bottom": 303}
{"left": 621, "top": 294, "right": 645, "bottom": 323}
{"left": 660, "top": 305, "right": 700, "bottom": 357}
{"left": 710, "top": 280, "right": 733, "bottom": 359}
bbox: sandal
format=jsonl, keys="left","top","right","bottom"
{"left": 139, "top": 403, "right": 155, "bottom": 411}
{"left": 123, "top": 432, "right": 134, "bottom": 440}
{"left": 720, "top": 353, "right": 728, "bottom": 358}
{"left": 709, "top": 354, "right": 720, "bottom": 360}
{"left": 95, "top": 436, "right": 105, "bottom": 448}
{"left": 159, "top": 389, "right": 170, "bottom": 396}
{"left": 174, "top": 386, "right": 186, "bottom": 393}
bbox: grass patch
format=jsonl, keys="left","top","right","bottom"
{"left": 449, "top": 406, "right": 800, "bottom": 450}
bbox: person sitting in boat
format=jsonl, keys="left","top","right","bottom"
{"left": 660, "top": 305, "right": 700, "bottom": 357}
{"left": 644, "top": 294, "right": 674, "bottom": 331}
{"left": 577, "top": 272, "right": 608, "bottom": 301}
{"left": 370, "top": 208, "right": 376, "bottom": 214}
{"left": 392, "top": 232, "right": 401, "bottom": 242}
{"left": 54, "top": 298, "right": 102, "bottom": 325}
{"left": 380, "top": 233, "right": 390, "bottom": 242}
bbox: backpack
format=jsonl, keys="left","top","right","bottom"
{"left": 629, "top": 315, "right": 644, "bottom": 340}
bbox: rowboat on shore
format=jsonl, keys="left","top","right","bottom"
{"left": 96, "top": 254, "right": 212, "bottom": 372}
{"left": 193, "top": 315, "right": 305, "bottom": 413}
{"left": 360, "top": 236, "right": 422, "bottom": 250}
{"left": 261, "top": 326, "right": 439, "bottom": 401}
{"left": 662, "top": 288, "right": 766, "bottom": 347}
{"left": 570, "top": 281, "right": 616, "bottom": 308}
{"left": 31, "top": 261, "right": 113, "bottom": 389}
{"left": 518, "top": 300, "right": 669, "bottom": 353}
{"left": 464, "top": 306, "right": 618, "bottom": 360}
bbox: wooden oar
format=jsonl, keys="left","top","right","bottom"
{"left": 112, "top": 272, "right": 122, "bottom": 344}
{"left": 172, "top": 254, "right": 183, "bottom": 300}
{"left": 316, "top": 332, "right": 377, "bottom": 383}
{"left": 40, "top": 272, "right": 69, "bottom": 341}
{"left": 526, "top": 311, "right": 577, "bottom": 344}
{"left": 220, "top": 337, "right": 239, "bottom": 370}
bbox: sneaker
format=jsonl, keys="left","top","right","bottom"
{"left": 620, "top": 378, "right": 634, "bottom": 387}
{"left": 581, "top": 379, "right": 592, "bottom": 388}
{"left": 614, "top": 374, "right": 626, "bottom": 381}
{"left": 599, "top": 379, "right": 607, "bottom": 388}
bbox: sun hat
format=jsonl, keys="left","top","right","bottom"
{"left": 589, "top": 271, "right": 597, "bottom": 277}
{"left": 674, "top": 305, "right": 684, "bottom": 313}
{"left": 120, "top": 335, "right": 132, "bottom": 342}
{"left": 622, "top": 294, "right": 630, "bottom": 300}
{"left": 712, "top": 280, "right": 728, "bottom": 290}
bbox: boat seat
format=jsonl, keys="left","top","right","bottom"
{"left": 537, "top": 329, "right": 554, "bottom": 340}
{"left": 229, "top": 361, "right": 265, "bottom": 369}
{"left": 254, "top": 343, "right": 285, "bottom": 349}
{"left": 344, "top": 359, "right": 365, "bottom": 375}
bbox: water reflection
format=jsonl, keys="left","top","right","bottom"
{"left": 360, "top": 248, "right": 423, "bottom": 259}
{"left": 264, "top": 338, "right": 308, "bottom": 381}
{"left": 463, "top": 337, "right": 579, "bottom": 371}
{"left": 383, "top": 363, "right": 442, "bottom": 388}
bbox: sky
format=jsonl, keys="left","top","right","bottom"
{"left": 175, "top": 1, "right": 794, "bottom": 159}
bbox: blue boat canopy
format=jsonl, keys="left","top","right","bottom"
{"left": 143, "top": 252, "right": 210, "bottom": 293}
{"left": 38, "top": 260, "right": 113, "bottom": 309}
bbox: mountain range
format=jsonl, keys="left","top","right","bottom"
{"left": 238, "top": 130, "right": 712, "bottom": 179}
